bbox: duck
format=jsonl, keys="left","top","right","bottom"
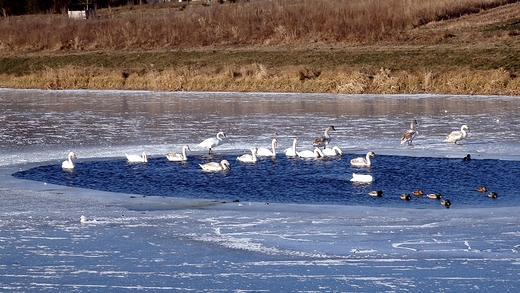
{"left": 350, "top": 173, "right": 373, "bottom": 183}
{"left": 400, "top": 193, "right": 411, "bottom": 200}
{"left": 312, "top": 125, "right": 335, "bottom": 148}
{"left": 322, "top": 146, "right": 343, "bottom": 157}
{"left": 199, "top": 159, "right": 231, "bottom": 172}
{"left": 62, "top": 151, "right": 77, "bottom": 169}
{"left": 297, "top": 147, "right": 325, "bottom": 159}
{"left": 463, "top": 154, "right": 471, "bottom": 161}
{"left": 350, "top": 151, "right": 375, "bottom": 167}
{"left": 166, "top": 145, "right": 190, "bottom": 162}
{"left": 488, "top": 192, "right": 498, "bottom": 198}
{"left": 285, "top": 139, "right": 298, "bottom": 157}
{"left": 126, "top": 152, "right": 147, "bottom": 163}
{"left": 199, "top": 131, "right": 226, "bottom": 154}
{"left": 427, "top": 193, "right": 442, "bottom": 199}
{"left": 412, "top": 189, "right": 423, "bottom": 197}
{"left": 237, "top": 148, "right": 258, "bottom": 163}
{"left": 400, "top": 119, "right": 418, "bottom": 146}
{"left": 256, "top": 138, "right": 277, "bottom": 157}
{"left": 444, "top": 124, "right": 469, "bottom": 144}
{"left": 477, "top": 186, "right": 487, "bottom": 193}
{"left": 369, "top": 190, "right": 383, "bottom": 197}
{"left": 441, "top": 199, "right": 451, "bottom": 207}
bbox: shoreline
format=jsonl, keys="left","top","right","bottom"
{"left": 1, "top": 44, "right": 520, "bottom": 95}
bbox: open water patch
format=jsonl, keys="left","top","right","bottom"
{"left": 12, "top": 153, "right": 520, "bottom": 208}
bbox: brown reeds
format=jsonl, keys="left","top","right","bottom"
{"left": 1, "top": 65, "right": 519, "bottom": 95}
{"left": 0, "top": 0, "right": 516, "bottom": 51}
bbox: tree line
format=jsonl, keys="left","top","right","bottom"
{"left": 0, "top": 0, "right": 148, "bottom": 16}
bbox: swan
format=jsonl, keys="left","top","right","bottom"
{"left": 199, "top": 159, "right": 231, "bottom": 172}
{"left": 444, "top": 124, "right": 469, "bottom": 144}
{"left": 312, "top": 125, "right": 335, "bottom": 148}
{"left": 297, "top": 147, "right": 324, "bottom": 159}
{"left": 80, "top": 215, "right": 88, "bottom": 223}
{"left": 285, "top": 139, "right": 298, "bottom": 157}
{"left": 166, "top": 145, "right": 190, "bottom": 162}
{"left": 400, "top": 119, "right": 418, "bottom": 146}
{"left": 126, "top": 152, "right": 147, "bottom": 163}
{"left": 199, "top": 131, "right": 226, "bottom": 154}
{"left": 257, "top": 139, "right": 277, "bottom": 157}
{"left": 237, "top": 148, "right": 258, "bottom": 163}
{"left": 322, "top": 146, "right": 343, "bottom": 157}
{"left": 350, "top": 173, "right": 373, "bottom": 182}
{"left": 350, "top": 151, "right": 375, "bottom": 167}
{"left": 61, "top": 151, "right": 77, "bottom": 169}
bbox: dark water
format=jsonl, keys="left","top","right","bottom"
{"left": 13, "top": 153, "right": 520, "bottom": 208}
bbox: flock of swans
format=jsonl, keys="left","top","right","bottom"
{"left": 56, "top": 121, "right": 498, "bottom": 209}
{"left": 61, "top": 123, "right": 471, "bottom": 183}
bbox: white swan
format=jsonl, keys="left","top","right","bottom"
{"left": 199, "top": 131, "right": 226, "bottom": 154}
{"left": 62, "top": 151, "right": 77, "bottom": 169}
{"left": 401, "top": 119, "right": 418, "bottom": 146}
{"left": 312, "top": 125, "right": 335, "bottom": 148}
{"left": 444, "top": 124, "right": 469, "bottom": 144}
{"left": 166, "top": 145, "right": 190, "bottom": 162}
{"left": 285, "top": 139, "right": 298, "bottom": 157}
{"left": 350, "top": 151, "right": 375, "bottom": 167}
{"left": 350, "top": 173, "right": 373, "bottom": 183}
{"left": 126, "top": 152, "right": 147, "bottom": 163}
{"left": 322, "top": 146, "right": 343, "bottom": 157}
{"left": 257, "top": 138, "right": 277, "bottom": 157}
{"left": 199, "top": 159, "right": 231, "bottom": 172}
{"left": 237, "top": 148, "right": 258, "bottom": 163}
{"left": 297, "top": 147, "right": 325, "bottom": 159}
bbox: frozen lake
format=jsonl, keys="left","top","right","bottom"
{"left": 1, "top": 89, "right": 520, "bottom": 292}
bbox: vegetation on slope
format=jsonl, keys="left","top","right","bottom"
{"left": 0, "top": 0, "right": 519, "bottom": 95}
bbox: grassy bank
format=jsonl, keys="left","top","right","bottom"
{"left": 1, "top": 0, "right": 520, "bottom": 95}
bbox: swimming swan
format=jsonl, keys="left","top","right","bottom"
{"left": 62, "top": 152, "right": 77, "bottom": 169}
{"left": 126, "top": 152, "right": 147, "bottom": 163}
{"left": 285, "top": 139, "right": 298, "bottom": 157}
{"left": 257, "top": 138, "right": 277, "bottom": 157}
{"left": 297, "top": 147, "right": 325, "bottom": 159}
{"left": 350, "top": 151, "right": 375, "bottom": 167}
{"left": 166, "top": 145, "right": 190, "bottom": 162}
{"left": 350, "top": 173, "right": 373, "bottom": 183}
{"left": 237, "top": 148, "right": 258, "bottom": 163}
{"left": 444, "top": 124, "right": 469, "bottom": 144}
{"left": 322, "top": 146, "right": 343, "bottom": 157}
{"left": 199, "top": 160, "right": 231, "bottom": 172}
{"left": 401, "top": 119, "right": 418, "bottom": 146}
{"left": 312, "top": 125, "right": 335, "bottom": 148}
{"left": 199, "top": 131, "right": 226, "bottom": 154}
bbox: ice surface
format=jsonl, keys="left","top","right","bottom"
{"left": 1, "top": 89, "right": 520, "bottom": 292}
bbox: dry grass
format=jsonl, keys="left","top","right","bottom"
{"left": 1, "top": 0, "right": 520, "bottom": 95}
{"left": 0, "top": 0, "right": 517, "bottom": 51}
{"left": 2, "top": 64, "right": 518, "bottom": 95}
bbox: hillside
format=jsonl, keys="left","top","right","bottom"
{"left": 0, "top": 0, "right": 519, "bottom": 95}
